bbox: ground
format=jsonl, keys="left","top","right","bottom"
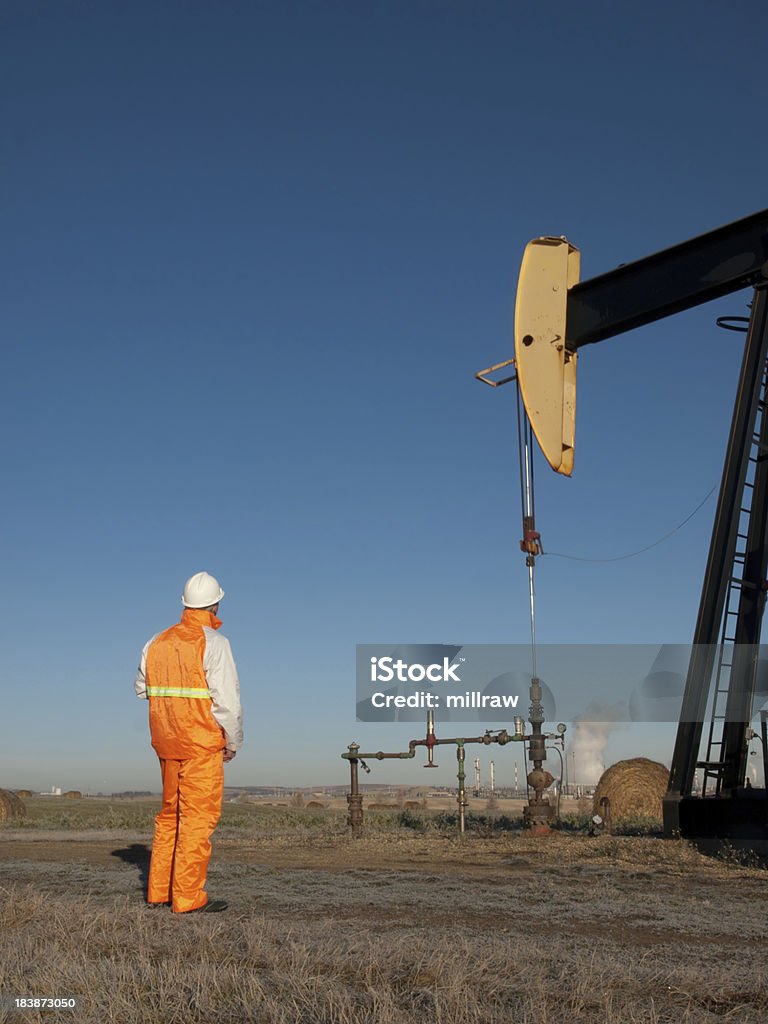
{"left": 0, "top": 798, "right": 766, "bottom": 1023}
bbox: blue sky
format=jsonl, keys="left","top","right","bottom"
{"left": 1, "top": 1, "right": 766, "bottom": 793}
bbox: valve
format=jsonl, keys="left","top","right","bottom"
{"left": 520, "top": 515, "right": 543, "bottom": 566}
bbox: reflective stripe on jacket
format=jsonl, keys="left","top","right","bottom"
{"left": 134, "top": 608, "right": 244, "bottom": 758}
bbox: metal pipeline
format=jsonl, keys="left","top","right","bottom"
{"left": 342, "top": 728, "right": 521, "bottom": 834}
{"left": 343, "top": 707, "right": 568, "bottom": 833}
{"left": 340, "top": 731, "right": 516, "bottom": 765}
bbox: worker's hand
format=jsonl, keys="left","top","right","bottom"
{"left": 223, "top": 748, "right": 237, "bottom": 763}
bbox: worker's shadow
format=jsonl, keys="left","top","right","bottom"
{"left": 111, "top": 843, "right": 151, "bottom": 897}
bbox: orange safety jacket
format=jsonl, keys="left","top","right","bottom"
{"left": 144, "top": 609, "right": 229, "bottom": 760}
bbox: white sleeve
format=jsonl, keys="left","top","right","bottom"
{"left": 203, "top": 631, "right": 244, "bottom": 751}
{"left": 134, "top": 637, "right": 155, "bottom": 699}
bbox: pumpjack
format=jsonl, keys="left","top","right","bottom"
{"left": 483, "top": 209, "right": 768, "bottom": 851}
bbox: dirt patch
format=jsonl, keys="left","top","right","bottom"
{"left": 1, "top": 827, "right": 766, "bottom": 1022}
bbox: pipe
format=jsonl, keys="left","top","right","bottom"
{"left": 341, "top": 725, "right": 528, "bottom": 834}
{"left": 340, "top": 731, "right": 519, "bottom": 764}
{"left": 345, "top": 743, "right": 364, "bottom": 832}
{"left": 547, "top": 743, "right": 564, "bottom": 820}
{"left": 456, "top": 743, "right": 467, "bottom": 833}
{"left": 424, "top": 708, "right": 438, "bottom": 767}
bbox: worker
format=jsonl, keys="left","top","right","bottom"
{"left": 134, "top": 571, "right": 244, "bottom": 913}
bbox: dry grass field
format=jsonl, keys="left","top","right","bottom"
{"left": 1, "top": 797, "right": 766, "bottom": 1023}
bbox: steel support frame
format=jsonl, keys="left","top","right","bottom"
{"left": 720, "top": 316, "right": 768, "bottom": 794}
{"left": 663, "top": 289, "right": 768, "bottom": 836}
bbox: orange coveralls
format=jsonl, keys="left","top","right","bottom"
{"left": 138, "top": 608, "right": 239, "bottom": 912}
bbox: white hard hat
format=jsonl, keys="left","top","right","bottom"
{"left": 182, "top": 571, "right": 225, "bottom": 608}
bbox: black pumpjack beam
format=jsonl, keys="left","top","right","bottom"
{"left": 566, "top": 209, "right": 768, "bottom": 349}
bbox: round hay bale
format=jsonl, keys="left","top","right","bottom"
{"left": 593, "top": 758, "right": 669, "bottom": 824}
{"left": 0, "top": 789, "right": 27, "bottom": 822}
{"left": 62, "top": 790, "right": 82, "bottom": 799}
{"left": 16, "top": 790, "right": 34, "bottom": 798}
{"left": 305, "top": 801, "right": 325, "bottom": 809}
